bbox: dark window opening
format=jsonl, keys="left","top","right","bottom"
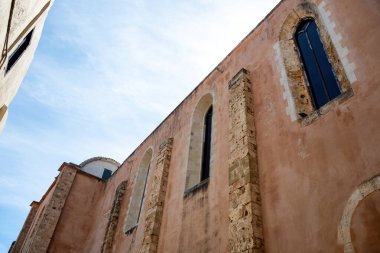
{"left": 102, "top": 169, "right": 112, "bottom": 180}
{"left": 295, "top": 19, "right": 341, "bottom": 109}
{"left": 201, "top": 106, "right": 212, "bottom": 181}
{"left": 6, "top": 29, "right": 34, "bottom": 73}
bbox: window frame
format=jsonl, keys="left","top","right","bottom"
{"left": 184, "top": 93, "right": 214, "bottom": 195}
{"left": 294, "top": 18, "right": 342, "bottom": 109}
{"left": 101, "top": 168, "right": 113, "bottom": 180}
{"left": 278, "top": 2, "right": 353, "bottom": 126}
{"left": 6, "top": 28, "right": 34, "bottom": 73}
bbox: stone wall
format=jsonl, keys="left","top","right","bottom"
{"left": 101, "top": 181, "right": 128, "bottom": 253}
{"left": 10, "top": 1, "right": 380, "bottom": 252}
{"left": 228, "top": 69, "right": 264, "bottom": 253}
{"left": 140, "top": 138, "right": 173, "bottom": 253}
{"left": 10, "top": 201, "right": 40, "bottom": 253}
{"left": 26, "top": 165, "right": 77, "bottom": 253}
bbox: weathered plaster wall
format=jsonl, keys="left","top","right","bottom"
{"left": 47, "top": 171, "right": 106, "bottom": 253}
{"left": 350, "top": 190, "right": 380, "bottom": 253}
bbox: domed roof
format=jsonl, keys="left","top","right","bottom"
{"left": 79, "top": 156, "right": 120, "bottom": 168}
{"left": 79, "top": 157, "right": 120, "bottom": 179}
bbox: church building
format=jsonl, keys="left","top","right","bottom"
{"left": 10, "top": 0, "right": 380, "bottom": 252}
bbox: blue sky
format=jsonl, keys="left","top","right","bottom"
{"left": 0, "top": 0, "right": 280, "bottom": 251}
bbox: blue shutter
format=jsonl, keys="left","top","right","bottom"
{"left": 102, "top": 169, "right": 112, "bottom": 180}
{"left": 296, "top": 20, "right": 341, "bottom": 109}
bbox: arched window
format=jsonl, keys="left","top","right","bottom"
{"left": 277, "top": 2, "right": 353, "bottom": 123}
{"left": 185, "top": 94, "right": 213, "bottom": 192}
{"left": 295, "top": 19, "right": 340, "bottom": 109}
{"left": 124, "top": 148, "right": 153, "bottom": 233}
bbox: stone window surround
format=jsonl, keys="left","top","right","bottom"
{"left": 278, "top": 1, "right": 353, "bottom": 126}
{"left": 184, "top": 92, "right": 215, "bottom": 196}
{"left": 124, "top": 148, "right": 153, "bottom": 234}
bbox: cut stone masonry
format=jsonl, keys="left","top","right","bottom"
{"left": 101, "top": 181, "right": 128, "bottom": 253}
{"left": 140, "top": 138, "right": 173, "bottom": 253}
{"left": 318, "top": 1, "right": 357, "bottom": 84}
{"left": 26, "top": 165, "right": 77, "bottom": 253}
{"left": 10, "top": 201, "right": 40, "bottom": 253}
{"left": 228, "top": 69, "right": 264, "bottom": 253}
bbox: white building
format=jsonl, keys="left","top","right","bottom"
{"left": 0, "top": 0, "right": 54, "bottom": 133}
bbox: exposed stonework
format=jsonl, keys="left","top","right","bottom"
{"left": 273, "top": 42, "right": 298, "bottom": 122}
{"left": 318, "top": 1, "right": 357, "bottom": 84}
{"left": 9, "top": 1, "right": 380, "bottom": 252}
{"left": 101, "top": 181, "right": 128, "bottom": 253}
{"left": 26, "top": 165, "right": 77, "bottom": 253}
{"left": 338, "top": 175, "right": 380, "bottom": 253}
{"left": 277, "top": 1, "right": 353, "bottom": 123}
{"left": 228, "top": 69, "right": 264, "bottom": 253}
{"left": 140, "top": 138, "right": 173, "bottom": 253}
{"left": 10, "top": 201, "right": 40, "bottom": 253}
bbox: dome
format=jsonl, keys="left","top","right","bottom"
{"left": 79, "top": 157, "right": 120, "bottom": 180}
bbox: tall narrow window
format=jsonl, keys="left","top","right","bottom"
{"left": 185, "top": 93, "right": 213, "bottom": 192}
{"left": 201, "top": 106, "right": 212, "bottom": 181}
{"left": 124, "top": 149, "right": 153, "bottom": 233}
{"left": 6, "top": 29, "right": 34, "bottom": 73}
{"left": 295, "top": 19, "right": 341, "bottom": 109}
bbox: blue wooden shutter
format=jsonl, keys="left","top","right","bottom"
{"left": 296, "top": 20, "right": 341, "bottom": 109}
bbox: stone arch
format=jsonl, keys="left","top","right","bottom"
{"left": 101, "top": 180, "right": 128, "bottom": 253}
{"left": 278, "top": 1, "right": 352, "bottom": 120}
{"left": 185, "top": 93, "right": 214, "bottom": 191}
{"left": 124, "top": 148, "right": 153, "bottom": 233}
{"left": 338, "top": 175, "right": 380, "bottom": 253}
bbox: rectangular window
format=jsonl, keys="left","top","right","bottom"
{"left": 6, "top": 29, "right": 34, "bottom": 73}
{"left": 102, "top": 169, "right": 112, "bottom": 180}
